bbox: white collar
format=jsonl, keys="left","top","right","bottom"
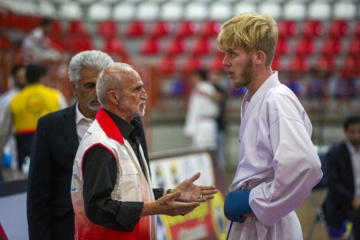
{"left": 75, "top": 102, "right": 93, "bottom": 125}
{"left": 346, "top": 138, "right": 360, "bottom": 154}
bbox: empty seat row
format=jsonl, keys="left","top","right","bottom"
{"left": 276, "top": 37, "right": 360, "bottom": 57}
{"left": 2, "top": 0, "right": 359, "bottom": 21}
{"left": 39, "top": 33, "right": 360, "bottom": 60}
{"left": 272, "top": 56, "right": 359, "bottom": 75}
{"left": 278, "top": 19, "right": 359, "bottom": 38}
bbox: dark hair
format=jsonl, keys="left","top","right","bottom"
{"left": 344, "top": 115, "right": 360, "bottom": 130}
{"left": 40, "top": 18, "right": 53, "bottom": 27}
{"left": 25, "top": 64, "right": 47, "bottom": 84}
{"left": 11, "top": 65, "right": 24, "bottom": 77}
{"left": 194, "top": 69, "right": 208, "bottom": 81}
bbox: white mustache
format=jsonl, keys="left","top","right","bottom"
{"left": 139, "top": 100, "right": 146, "bottom": 105}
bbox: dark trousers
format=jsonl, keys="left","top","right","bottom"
{"left": 52, "top": 211, "right": 75, "bottom": 240}
{"left": 16, "top": 133, "right": 35, "bottom": 170}
{"left": 347, "top": 210, "right": 360, "bottom": 240}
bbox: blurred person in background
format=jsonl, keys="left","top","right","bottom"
{"left": 184, "top": 69, "right": 220, "bottom": 149}
{"left": 308, "top": 67, "right": 333, "bottom": 112}
{"left": 27, "top": 50, "right": 117, "bottom": 240}
{"left": 0, "top": 65, "right": 27, "bottom": 180}
{"left": 217, "top": 12, "right": 323, "bottom": 240}
{"left": 0, "top": 64, "right": 67, "bottom": 175}
{"left": 21, "top": 17, "right": 61, "bottom": 64}
{"left": 336, "top": 70, "right": 358, "bottom": 113}
{"left": 323, "top": 115, "right": 360, "bottom": 240}
{"left": 209, "top": 69, "right": 228, "bottom": 174}
{"left": 70, "top": 62, "right": 217, "bottom": 239}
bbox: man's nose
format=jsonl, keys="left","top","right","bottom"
{"left": 223, "top": 54, "right": 230, "bottom": 67}
{"left": 141, "top": 88, "right": 148, "bottom": 100}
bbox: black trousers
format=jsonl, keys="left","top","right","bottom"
{"left": 16, "top": 133, "right": 35, "bottom": 170}
{"left": 347, "top": 209, "right": 360, "bottom": 240}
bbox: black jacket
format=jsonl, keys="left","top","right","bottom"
{"left": 27, "top": 105, "right": 149, "bottom": 240}
{"left": 323, "top": 141, "right": 355, "bottom": 228}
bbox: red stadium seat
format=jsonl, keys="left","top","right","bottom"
{"left": 11, "top": 14, "right": 41, "bottom": 32}
{"left": 69, "top": 20, "right": 89, "bottom": 37}
{"left": 302, "top": 20, "right": 324, "bottom": 37}
{"left": 316, "top": 57, "right": 336, "bottom": 72}
{"left": 209, "top": 57, "right": 224, "bottom": 70}
{"left": 140, "top": 37, "right": 159, "bottom": 55}
{"left": 166, "top": 37, "right": 186, "bottom": 55}
{"left": 0, "top": 36, "right": 11, "bottom": 49}
{"left": 271, "top": 58, "right": 283, "bottom": 71}
{"left": 275, "top": 38, "right": 289, "bottom": 56}
{"left": 25, "top": 15, "right": 42, "bottom": 32}
{"left": 295, "top": 38, "right": 315, "bottom": 56}
{"left": 51, "top": 20, "right": 64, "bottom": 36}
{"left": 0, "top": 11, "right": 10, "bottom": 28}
{"left": 49, "top": 36, "right": 69, "bottom": 52}
{"left": 177, "top": 20, "right": 200, "bottom": 37}
{"left": 355, "top": 21, "right": 360, "bottom": 38}
{"left": 202, "top": 20, "right": 221, "bottom": 38}
{"left": 209, "top": 57, "right": 225, "bottom": 71}
{"left": 98, "top": 20, "right": 118, "bottom": 38}
{"left": 126, "top": 20, "right": 145, "bottom": 38}
{"left": 152, "top": 20, "right": 173, "bottom": 37}
{"left": 69, "top": 36, "right": 94, "bottom": 53}
{"left": 278, "top": 20, "right": 298, "bottom": 38}
{"left": 341, "top": 57, "right": 360, "bottom": 77}
{"left": 328, "top": 20, "right": 349, "bottom": 38}
{"left": 192, "top": 37, "right": 210, "bottom": 55}
{"left": 157, "top": 56, "right": 176, "bottom": 75}
{"left": 216, "top": 50, "right": 225, "bottom": 60}
{"left": 347, "top": 38, "right": 360, "bottom": 56}
{"left": 104, "top": 37, "right": 126, "bottom": 56}
{"left": 183, "top": 56, "right": 203, "bottom": 72}
{"left": 321, "top": 38, "right": 342, "bottom": 56}
{"left": 288, "top": 57, "right": 310, "bottom": 73}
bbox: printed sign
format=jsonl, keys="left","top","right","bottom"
{"left": 150, "top": 151, "right": 228, "bottom": 240}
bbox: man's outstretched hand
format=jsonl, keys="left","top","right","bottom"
{"left": 171, "top": 172, "right": 218, "bottom": 202}
{"left": 140, "top": 192, "right": 200, "bottom": 217}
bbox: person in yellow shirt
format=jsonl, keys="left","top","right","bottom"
{"left": 0, "top": 64, "right": 67, "bottom": 173}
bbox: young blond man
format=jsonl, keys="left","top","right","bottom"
{"left": 217, "top": 12, "right": 323, "bottom": 240}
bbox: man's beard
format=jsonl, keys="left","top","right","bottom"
{"left": 139, "top": 101, "right": 146, "bottom": 117}
{"left": 232, "top": 58, "right": 254, "bottom": 90}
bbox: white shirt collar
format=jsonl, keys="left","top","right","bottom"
{"left": 75, "top": 102, "right": 93, "bottom": 125}
{"left": 346, "top": 138, "right": 360, "bottom": 154}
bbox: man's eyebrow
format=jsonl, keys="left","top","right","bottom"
{"left": 133, "top": 84, "right": 143, "bottom": 90}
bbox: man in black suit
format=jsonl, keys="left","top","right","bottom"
{"left": 323, "top": 115, "right": 360, "bottom": 239}
{"left": 27, "top": 50, "right": 149, "bottom": 240}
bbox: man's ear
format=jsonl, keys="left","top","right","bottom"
{"left": 108, "top": 90, "right": 119, "bottom": 105}
{"left": 71, "top": 82, "right": 77, "bottom": 97}
{"left": 254, "top": 50, "right": 266, "bottom": 65}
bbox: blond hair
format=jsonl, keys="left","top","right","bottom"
{"left": 217, "top": 12, "right": 278, "bottom": 67}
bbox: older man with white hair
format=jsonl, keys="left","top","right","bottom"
{"left": 70, "top": 62, "right": 218, "bottom": 240}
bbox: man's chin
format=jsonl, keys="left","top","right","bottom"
{"left": 231, "top": 81, "right": 242, "bottom": 90}
{"left": 89, "top": 105, "right": 101, "bottom": 112}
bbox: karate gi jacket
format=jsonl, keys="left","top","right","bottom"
{"left": 227, "top": 72, "right": 323, "bottom": 240}
{"left": 184, "top": 81, "right": 219, "bottom": 148}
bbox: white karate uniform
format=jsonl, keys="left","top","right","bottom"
{"left": 184, "top": 81, "right": 219, "bottom": 149}
{"left": 227, "top": 72, "right": 323, "bottom": 240}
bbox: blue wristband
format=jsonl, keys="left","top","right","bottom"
{"left": 224, "top": 189, "right": 252, "bottom": 222}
